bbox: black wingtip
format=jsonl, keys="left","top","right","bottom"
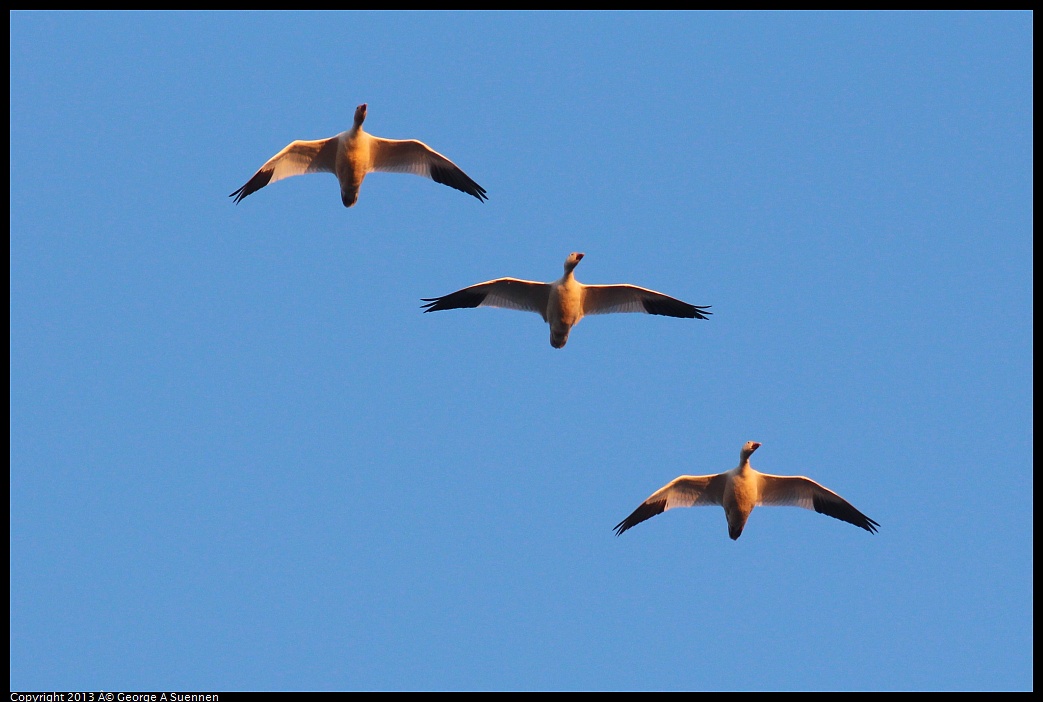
{"left": 692, "top": 304, "right": 712, "bottom": 320}
{"left": 641, "top": 298, "right": 713, "bottom": 319}
{"left": 419, "top": 289, "right": 487, "bottom": 313}
{"left": 430, "top": 163, "right": 488, "bottom": 202}
{"left": 613, "top": 500, "right": 667, "bottom": 536}
{"left": 229, "top": 169, "right": 274, "bottom": 205}
{"left": 463, "top": 183, "right": 488, "bottom": 203}
{"left": 812, "top": 493, "right": 881, "bottom": 534}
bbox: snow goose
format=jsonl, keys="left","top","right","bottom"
{"left": 421, "top": 252, "right": 711, "bottom": 348}
{"left": 614, "top": 441, "right": 879, "bottom": 540}
{"left": 230, "top": 103, "right": 487, "bottom": 208}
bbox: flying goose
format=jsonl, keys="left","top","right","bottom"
{"left": 614, "top": 441, "right": 879, "bottom": 539}
{"left": 421, "top": 252, "right": 711, "bottom": 348}
{"left": 230, "top": 103, "right": 487, "bottom": 208}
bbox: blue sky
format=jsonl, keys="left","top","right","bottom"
{"left": 10, "top": 11, "right": 1032, "bottom": 692}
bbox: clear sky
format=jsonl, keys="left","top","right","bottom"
{"left": 10, "top": 11, "right": 1033, "bottom": 692}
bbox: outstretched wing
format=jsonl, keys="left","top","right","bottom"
{"left": 757, "top": 474, "right": 879, "bottom": 533}
{"left": 583, "top": 284, "right": 711, "bottom": 319}
{"left": 230, "top": 136, "right": 339, "bottom": 203}
{"left": 422, "top": 278, "right": 550, "bottom": 320}
{"left": 371, "top": 138, "right": 487, "bottom": 202}
{"left": 614, "top": 473, "right": 727, "bottom": 536}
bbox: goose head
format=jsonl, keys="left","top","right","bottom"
{"left": 353, "top": 103, "right": 368, "bottom": 128}
{"left": 564, "top": 252, "right": 585, "bottom": 274}
{"left": 740, "top": 441, "right": 762, "bottom": 462}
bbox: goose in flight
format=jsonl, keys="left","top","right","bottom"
{"left": 421, "top": 252, "right": 711, "bottom": 348}
{"left": 230, "top": 103, "right": 487, "bottom": 208}
{"left": 614, "top": 441, "right": 879, "bottom": 540}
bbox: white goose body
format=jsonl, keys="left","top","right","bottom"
{"left": 421, "top": 252, "right": 711, "bottom": 348}
{"left": 547, "top": 262, "right": 585, "bottom": 348}
{"left": 614, "top": 441, "right": 879, "bottom": 540}
{"left": 231, "top": 103, "right": 487, "bottom": 208}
